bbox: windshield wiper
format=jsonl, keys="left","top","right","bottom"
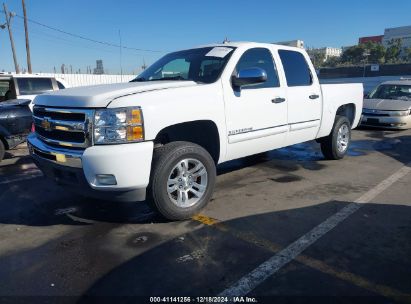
{"left": 150, "top": 76, "right": 188, "bottom": 81}
{"left": 131, "top": 76, "right": 201, "bottom": 83}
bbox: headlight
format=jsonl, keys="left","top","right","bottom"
{"left": 94, "top": 107, "right": 144, "bottom": 144}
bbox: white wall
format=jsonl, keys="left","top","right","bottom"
{"left": 320, "top": 75, "right": 411, "bottom": 93}
{"left": 37, "top": 73, "right": 136, "bottom": 88}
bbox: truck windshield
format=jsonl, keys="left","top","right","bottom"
{"left": 131, "top": 47, "right": 235, "bottom": 84}
{"left": 369, "top": 84, "right": 411, "bottom": 101}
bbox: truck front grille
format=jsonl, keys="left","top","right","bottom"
{"left": 33, "top": 106, "right": 94, "bottom": 149}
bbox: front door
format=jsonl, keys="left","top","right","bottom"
{"left": 223, "top": 47, "right": 288, "bottom": 161}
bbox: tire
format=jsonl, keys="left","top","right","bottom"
{"left": 320, "top": 115, "right": 351, "bottom": 160}
{"left": 0, "top": 139, "right": 5, "bottom": 162}
{"left": 148, "top": 141, "right": 216, "bottom": 220}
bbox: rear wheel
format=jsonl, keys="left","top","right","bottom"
{"left": 148, "top": 141, "right": 216, "bottom": 220}
{"left": 0, "top": 140, "right": 5, "bottom": 162}
{"left": 320, "top": 115, "right": 351, "bottom": 160}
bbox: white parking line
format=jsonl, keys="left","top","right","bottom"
{"left": 66, "top": 213, "right": 97, "bottom": 224}
{"left": 219, "top": 163, "right": 411, "bottom": 297}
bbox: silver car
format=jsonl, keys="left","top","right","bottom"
{"left": 361, "top": 79, "right": 411, "bottom": 129}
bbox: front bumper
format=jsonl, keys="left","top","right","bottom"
{"left": 360, "top": 114, "right": 411, "bottom": 129}
{"left": 27, "top": 133, "right": 154, "bottom": 202}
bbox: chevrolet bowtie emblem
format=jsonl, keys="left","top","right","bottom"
{"left": 41, "top": 117, "right": 52, "bottom": 131}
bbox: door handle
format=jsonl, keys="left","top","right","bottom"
{"left": 309, "top": 94, "right": 320, "bottom": 100}
{"left": 272, "top": 97, "right": 286, "bottom": 103}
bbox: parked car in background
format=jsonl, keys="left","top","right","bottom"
{"left": 0, "top": 74, "right": 67, "bottom": 111}
{"left": 0, "top": 99, "right": 32, "bottom": 161}
{"left": 361, "top": 79, "right": 411, "bottom": 129}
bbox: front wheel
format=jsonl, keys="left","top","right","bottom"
{"left": 148, "top": 141, "right": 216, "bottom": 220}
{"left": 320, "top": 115, "right": 351, "bottom": 160}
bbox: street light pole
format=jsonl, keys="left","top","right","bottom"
{"left": 3, "top": 3, "right": 20, "bottom": 74}
{"left": 363, "top": 51, "right": 370, "bottom": 78}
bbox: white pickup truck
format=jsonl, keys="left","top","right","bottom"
{"left": 28, "top": 42, "right": 363, "bottom": 220}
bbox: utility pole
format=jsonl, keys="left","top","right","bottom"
{"left": 141, "top": 58, "right": 147, "bottom": 70}
{"left": 22, "top": 0, "right": 32, "bottom": 73}
{"left": 119, "top": 29, "right": 123, "bottom": 81}
{"left": 3, "top": 3, "right": 20, "bottom": 74}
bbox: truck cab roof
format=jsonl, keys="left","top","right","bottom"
{"left": 192, "top": 41, "right": 306, "bottom": 52}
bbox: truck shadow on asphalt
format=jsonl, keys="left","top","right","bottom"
{"left": 217, "top": 141, "right": 326, "bottom": 176}
{"left": 0, "top": 155, "right": 35, "bottom": 174}
{"left": 0, "top": 192, "right": 165, "bottom": 226}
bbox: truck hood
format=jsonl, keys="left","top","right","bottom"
{"left": 363, "top": 98, "right": 411, "bottom": 111}
{"left": 33, "top": 81, "right": 198, "bottom": 108}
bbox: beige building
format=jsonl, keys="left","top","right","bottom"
{"left": 274, "top": 40, "right": 305, "bottom": 49}
{"left": 308, "top": 47, "right": 342, "bottom": 61}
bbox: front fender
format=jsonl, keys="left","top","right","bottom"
{"left": 108, "top": 82, "right": 229, "bottom": 163}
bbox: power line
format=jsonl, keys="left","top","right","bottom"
{"left": 13, "top": 25, "right": 121, "bottom": 55}
{"left": 0, "top": 9, "right": 164, "bottom": 53}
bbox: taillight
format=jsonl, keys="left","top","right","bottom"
{"left": 31, "top": 123, "right": 35, "bottom": 132}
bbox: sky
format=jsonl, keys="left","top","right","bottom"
{"left": 0, "top": 0, "right": 410, "bottom": 75}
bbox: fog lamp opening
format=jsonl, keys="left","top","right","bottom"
{"left": 96, "top": 174, "right": 117, "bottom": 185}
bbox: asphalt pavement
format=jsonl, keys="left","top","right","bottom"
{"left": 0, "top": 128, "right": 410, "bottom": 303}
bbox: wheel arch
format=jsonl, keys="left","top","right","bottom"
{"left": 316, "top": 102, "right": 357, "bottom": 141}
{"left": 0, "top": 127, "right": 9, "bottom": 150}
{"left": 336, "top": 103, "right": 356, "bottom": 126}
{"left": 153, "top": 120, "right": 221, "bottom": 164}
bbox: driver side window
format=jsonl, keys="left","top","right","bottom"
{"left": 234, "top": 48, "right": 280, "bottom": 89}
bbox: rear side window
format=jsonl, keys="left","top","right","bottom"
{"left": 16, "top": 78, "right": 53, "bottom": 95}
{"left": 0, "top": 80, "right": 10, "bottom": 97}
{"left": 235, "top": 48, "right": 280, "bottom": 89}
{"left": 278, "top": 50, "right": 312, "bottom": 86}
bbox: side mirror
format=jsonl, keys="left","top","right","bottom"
{"left": 231, "top": 67, "right": 267, "bottom": 89}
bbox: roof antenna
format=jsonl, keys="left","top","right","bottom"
{"left": 222, "top": 37, "right": 230, "bottom": 44}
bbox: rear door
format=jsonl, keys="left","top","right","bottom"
{"left": 278, "top": 49, "right": 322, "bottom": 145}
